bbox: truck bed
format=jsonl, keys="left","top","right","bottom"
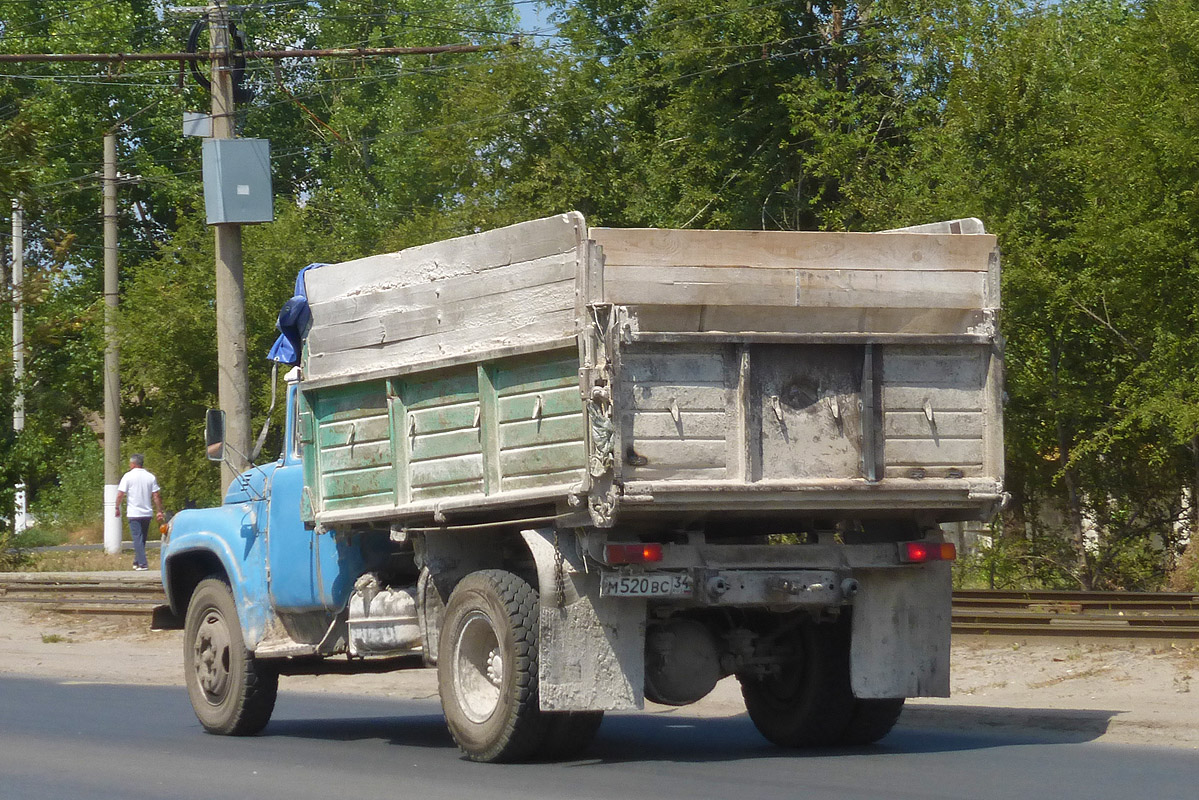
{"left": 296, "top": 213, "right": 1003, "bottom": 532}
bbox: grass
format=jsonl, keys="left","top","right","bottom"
{"left": 21, "top": 549, "right": 162, "bottom": 573}
{"left": 40, "top": 633, "right": 71, "bottom": 644}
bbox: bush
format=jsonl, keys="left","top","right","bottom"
{"left": 32, "top": 433, "right": 104, "bottom": 542}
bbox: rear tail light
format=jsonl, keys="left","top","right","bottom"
{"left": 899, "top": 541, "right": 957, "bottom": 563}
{"left": 605, "top": 543, "right": 663, "bottom": 564}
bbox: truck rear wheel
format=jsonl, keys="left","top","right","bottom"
{"left": 183, "top": 578, "right": 278, "bottom": 736}
{"left": 438, "top": 569, "right": 548, "bottom": 762}
{"left": 841, "top": 698, "right": 905, "bottom": 745}
{"left": 738, "top": 620, "right": 854, "bottom": 747}
{"left": 538, "top": 711, "right": 604, "bottom": 760}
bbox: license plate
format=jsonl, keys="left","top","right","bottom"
{"left": 600, "top": 573, "right": 693, "bottom": 598}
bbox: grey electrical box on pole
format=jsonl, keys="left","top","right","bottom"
{"left": 202, "top": 138, "right": 273, "bottom": 224}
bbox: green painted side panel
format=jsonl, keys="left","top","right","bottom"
{"left": 314, "top": 380, "right": 389, "bottom": 420}
{"left": 320, "top": 440, "right": 392, "bottom": 472}
{"left": 492, "top": 353, "right": 580, "bottom": 396}
{"left": 499, "top": 441, "right": 587, "bottom": 478}
{"left": 497, "top": 386, "right": 582, "bottom": 423}
{"left": 411, "top": 428, "right": 484, "bottom": 462}
{"left": 499, "top": 414, "right": 586, "bottom": 449}
{"left": 401, "top": 368, "right": 479, "bottom": 410}
{"left": 311, "top": 379, "right": 397, "bottom": 511}
{"left": 410, "top": 453, "right": 484, "bottom": 488}
{"left": 322, "top": 465, "right": 395, "bottom": 500}
{"left": 409, "top": 404, "right": 478, "bottom": 433}
{"left": 305, "top": 350, "right": 588, "bottom": 520}
{"left": 317, "top": 414, "right": 390, "bottom": 448}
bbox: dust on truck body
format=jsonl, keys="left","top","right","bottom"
{"left": 162, "top": 212, "right": 1004, "bottom": 761}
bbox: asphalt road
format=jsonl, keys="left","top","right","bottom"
{"left": 1, "top": 676, "right": 1194, "bottom": 800}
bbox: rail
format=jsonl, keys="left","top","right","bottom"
{"left": 2, "top": 574, "right": 1198, "bottom": 640}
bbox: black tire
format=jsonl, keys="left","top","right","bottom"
{"left": 438, "top": 569, "right": 548, "bottom": 762}
{"left": 538, "top": 711, "right": 604, "bottom": 760}
{"left": 183, "top": 578, "right": 278, "bottom": 736}
{"left": 841, "top": 698, "right": 905, "bottom": 745}
{"left": 738, "top": 619, "right": 855, "bottom": 747}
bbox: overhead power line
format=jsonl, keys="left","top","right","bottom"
{"left": 0, "top": 40, "right": 519, "bottom": 63}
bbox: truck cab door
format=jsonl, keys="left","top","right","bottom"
{"left": 264, "top": 382, "right": 362, "bottom": 612}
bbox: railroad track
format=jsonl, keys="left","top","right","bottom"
{"left": 3, "top": 573, "right": 1199, "bottom": 640}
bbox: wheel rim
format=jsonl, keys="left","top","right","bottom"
{"left": 193, "top": 605, "right": 233, "bottom": 705}
{"left": 453, "top": 610, "right": 503, "bottom": 724}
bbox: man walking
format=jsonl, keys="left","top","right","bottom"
{"left": 114, "top": 454, "right": 165, "bottom": 571}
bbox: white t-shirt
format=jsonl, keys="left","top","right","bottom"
{"left": 118, "top": 467, "right": 160, "bottom": 518}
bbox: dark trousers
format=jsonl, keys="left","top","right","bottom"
{"left": 128, "top": 517, "right": 150, "bottom": 568}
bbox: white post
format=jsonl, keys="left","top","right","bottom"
{"left": 104, "top": 484, "right": 121, "bottom": 554}
{"left": 13, "top": 482, "right": 27, "bottom": 532}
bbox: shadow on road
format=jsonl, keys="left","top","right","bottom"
{"left": 258, "top": 703, "right": 1118, "bottom": 765}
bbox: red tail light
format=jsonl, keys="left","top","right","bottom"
{"left": 605, "top": 543, "right": 663, "bottom": 564}
{"left": 899, "top": 541, "right": 956, "bottom": 563}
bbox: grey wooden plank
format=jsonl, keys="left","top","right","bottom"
{"left": 882, "top": 465, "right": 984, "bottom": 479}
{"left": 309, "top": 252, "right": 576, "bottom": 325}
{"left": 308, "top": 276, "right": 577, "bottom": 355}
{"left": 623, "top": 439, "right": 726, "bottom": 469}
{"left": 883, "top": 411, "right": 984, "bottom": 438}
{"left": 607, "top": 265, "right": 984, "bottom": 310}
{"left": 622, "top": 465, "right": 729, "bottom": 481}
{"left": 629, "top": 409, "right": 729, "bottom": 440}
{"left": 606, "top": 265, "right": 798, "bottom": 307}
{"left": 884, "top": 438, "right": 985, "bottom": 466}
{"left": 799, "top": 269, "right": 984, "bottom": 310}
{"left": 590, "top": 227, "right": 996, "bottom": 271}
{"left": 626, "top": 305, "right": 987, "bottom": 336}
{"left": 624, "top": 384, "right": 731, "bottom": 411}
{"left": 305, "top": 212, "right": 585, "bottom": 306}
{"left": 882, "top": 386, "right": 985, "bottom": 411}
{"left": 306, "top": 309, "right": 579, "bottom": 383}
{"left": 621, "top": 351, "right": 727, "bottom": 384}
{"left": 882, "top": 348, "right": 988, "bottom": 385}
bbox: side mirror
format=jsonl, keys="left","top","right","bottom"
{"left": 205, "top": 409, "right": 226, "bottom": 462}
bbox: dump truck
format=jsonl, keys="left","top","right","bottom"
{"left": 160, "top": 212, "right": 1004, "bottom": 762}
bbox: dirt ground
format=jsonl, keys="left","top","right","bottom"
{"left": 1, "top": 602, "right": 1196, "bottom": 751}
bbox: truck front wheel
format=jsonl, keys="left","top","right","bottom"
{"left": 738, "top": 619, "right": 854, "bottom": 747}
{"left": 438, "top": 569, "right": 548, "bottom": 762}
{"left": 183, "top": 578, "right": 278, "bottom": 736}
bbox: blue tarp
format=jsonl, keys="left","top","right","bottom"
{"left": 267, "top": 263, "right": 326, "bottom": 364}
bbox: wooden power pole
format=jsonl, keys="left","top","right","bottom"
{"left": 102, "top": 133, "right": 123, "bottom": 554}
{"left": 209, "top": 1, "right": 252, "bottom": 491}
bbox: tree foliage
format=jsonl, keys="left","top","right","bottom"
{"left": 0, "top": 1, "right": 1197, "bottom": 588}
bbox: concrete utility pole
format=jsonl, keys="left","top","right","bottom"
{"left": 209, "top": 1, "right": 252, "bottom": 491}
{"left": 102, "top": 134, "right": 123, "bottom": 554}
{"left": 11, "top": 199, "right": 26, "bottom": 533}
{"left": 11, "top": 199, "right": 24, "bottom": 435}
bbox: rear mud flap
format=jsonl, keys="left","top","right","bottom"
{"left": 850, "top": 563, "right": 952, "bottom": 698}
{"left": 521, "top": 529, "right": 646, "bottom": 711}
